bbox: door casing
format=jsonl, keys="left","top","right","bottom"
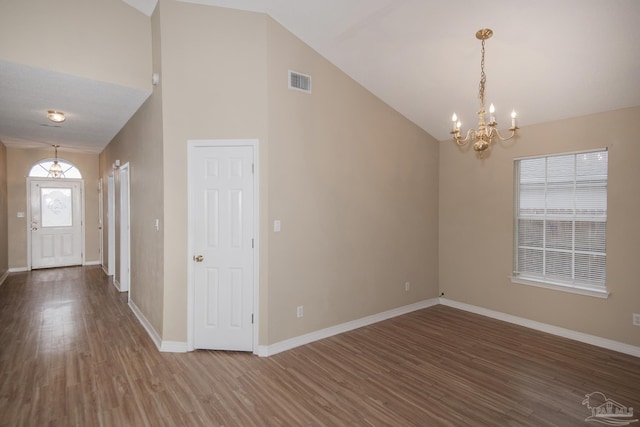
{"left": 107, "top": 174, "right": 116, "bottom": 276}
{"left": 98, "top": 179, "right": 104, "bottom": 269}
{"left": 118, "top": 163, "right": 131, "bottom": 295}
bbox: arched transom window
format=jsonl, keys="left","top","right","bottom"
{"left": 29, "top": 159, "right": 82, "bottom": 179}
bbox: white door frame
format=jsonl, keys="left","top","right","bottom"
{"left": 26, "top": 177, "right": 85, "bottom": 270}
{"left": 119, "top": 163, "right": 131, "bottom": 295}
{"left": 98, "top": 179, "right": 104, "bottom": 269}
{"left": 107, "top": 174, "right": 115, "bottom": 276}
{"left": 186, "top": 139, "right": 260, "bottom": 353}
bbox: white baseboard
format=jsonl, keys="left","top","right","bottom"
{"left": 113, "top": 279, "right": 121, "bottom": 292}
{"left": 160, "top": 341, "right": 189, "bottom": 353}
{"left": 101, "top": 265, "right": 111, "bottom": 276}
{"left": 0, "top": 270, "right": 8, "bottom": 286}
{"left": 257, "top": 298, "right": 440, "bottom": 357}
{"left": 8, "top": 267, "right": 29, "bottom": 273}
{"left": 129, "top": 299, "right": 189, "bottom": 353}
{"left": 127, "top": 295, "right": 640, "bottom": 358}
{"left": 129, "top": 299, "right": 162, "bottom": 350}
{"left": 439, "top": 298, "right": 640, "bottom": 358}
{"left": 83, "top": 260, "right": 101, "bottom": 266}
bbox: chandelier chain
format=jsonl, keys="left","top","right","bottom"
{"left": 478, "top": 38, "right": 486, "bottom": 107}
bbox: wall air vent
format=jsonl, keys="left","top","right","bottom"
{"left": 288, "top": 70, "right": 311, "bottom": 93}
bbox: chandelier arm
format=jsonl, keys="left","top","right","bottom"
{"left": 491, "top": 127, "right": 519, "bottom": 142}
{"left": 452, "top": 128, "right": 476, "bottom": 146}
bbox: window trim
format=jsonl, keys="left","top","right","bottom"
{"left": 513, "top": 148, "right": 609, "bottom": 298}
{"left": 510, "top": 276, "right": 610, "bottom": 299}
{"left": 29, "top": 158, "right": 82, "bottom": 179}
{"left": 513, "top": 147, "right": 608, "bottom": 162}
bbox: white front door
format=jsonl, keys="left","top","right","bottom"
{"left": 190, "top": 143, "right": 255, "bottom": 351}
{"left": 29, "top": 179, "right": 83, "bottom": 269}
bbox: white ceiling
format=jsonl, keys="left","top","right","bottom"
{"left": 0, "top": 60, "right": 149, "bottom": 153}
{"left": 2, "top": 0, "right": 639, "bottom": 154}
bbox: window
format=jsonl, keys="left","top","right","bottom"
{"left": 29, "top": 159, "right": 82, "bottom": 179}
{"left": 513, "top": 150, "right": 608, "bottom": 297}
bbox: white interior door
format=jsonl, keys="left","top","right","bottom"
{"left": 190, "top": 144, "right": 255, "bottom": 351}
{"left": 30, "top": 179, "right": 83, "bottom": 269}
{"left": 119, "top": 164, "right": 131, "bottom": 293}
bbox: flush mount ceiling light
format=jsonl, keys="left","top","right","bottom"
{"left": 450, "top": 29, "right": 518, "bottom": 157}
{"left": 47, "top": 110, "right": 66, "bottom": 123}
{"left": 48, "top": 145, "right": 64, "bottom": 178}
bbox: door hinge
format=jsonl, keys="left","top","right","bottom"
{"left": 252, "top": 238, "right": 254, "bottom": 249}
{"left": 251, "top": 313, "right": 254, "bottom": 324}
{"left": 252, "top": 163, "right": 254, "bottom": 174}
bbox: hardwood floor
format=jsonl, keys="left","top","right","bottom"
{"left": 1, "top": 266, "right": 639, "bottom": 426}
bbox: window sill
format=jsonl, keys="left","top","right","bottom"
{"left": 510, "top": 276, "right": 610, "bottom": 299}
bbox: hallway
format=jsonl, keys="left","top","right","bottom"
{"left": 1, "top": 266, "right": 639, "bottom": 426}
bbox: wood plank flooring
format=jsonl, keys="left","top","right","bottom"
{"left": 1, "top": 266, "right": 639, "bottom": 426}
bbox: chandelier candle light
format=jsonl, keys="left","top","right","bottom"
{"left": 450, "top": 29, "right": 518, "bottom": 155}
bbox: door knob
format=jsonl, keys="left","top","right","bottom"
{"left": 31, "top": 227, "right": 38, "bottom": 231}
{"left": 193, "top": 255, "right": 204, "bottom": 262}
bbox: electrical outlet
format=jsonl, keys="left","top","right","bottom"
{"left": 297, "top": 306, "right": 303, "bottom": 318}
{"left": 633, "top": 313, "right": 640, "bottom": 326}
{"left": 405, "top": 282, "right": 410, "bottom": 292}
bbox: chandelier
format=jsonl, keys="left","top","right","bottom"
{"left": 48, "top": 145, "right": 64, "bottom": 178}
{"left": 450, "top": 29, "right": 518, "bottom": 155}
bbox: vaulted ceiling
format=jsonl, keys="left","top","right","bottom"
{"left": 180, "top": 0, "right": 640, "bottom": 142}
{"left": 2, "top": 0, "right": 639, "bottom": 153}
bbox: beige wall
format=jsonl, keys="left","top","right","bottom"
{"left": 99, "top": 5, "right": 165, "bottom": 336}
{"left": 106, "top": 1, "right": 439, "bottom": 346}
{"left": 0, "top": 0, "right": 151, "bottom": 91}
{"left": 439, "top": 106, "right": 640, "bottom": 347}
{"left": 99, "top": 1, "right": 268, "bottom": 341}
{"left": 6, "top": 147, "right": 100, "bottom": 269}
{"left": 158, "top": 0, "right": 269, "bottom": 341}
{"left": 0, "top": 142, "right": 7, "bottom": 278}
{"left": 265, "top": 18, "right": 440, "bottom": 343}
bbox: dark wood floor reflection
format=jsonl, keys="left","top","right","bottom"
{"left": 1, "top": 266, "right": 639, "bottom": 426}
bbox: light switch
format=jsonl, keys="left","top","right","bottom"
{"left": 274, "top": 220, "right": 281, "bottom": 232}
{"left": 17, "top": 212, "right": 25, "bottom": 218}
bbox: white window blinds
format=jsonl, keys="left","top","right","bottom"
{"left": 514, "top": 150, "right": 608, "bottom": 290}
